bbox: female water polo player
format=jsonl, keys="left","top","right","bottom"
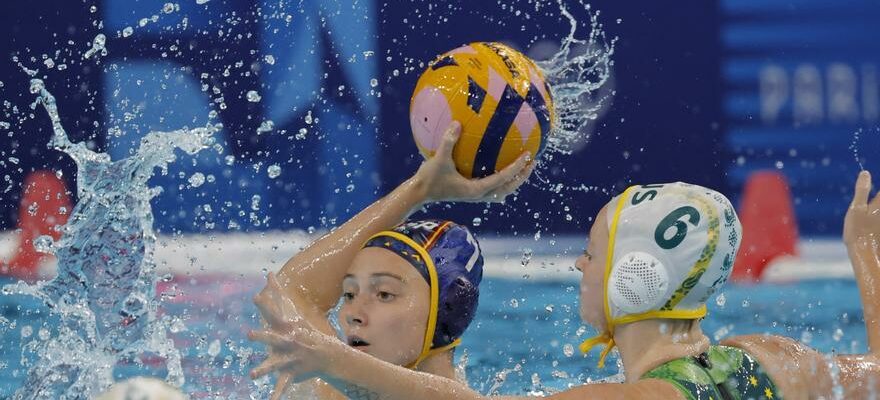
{"left": 250, "top": 163, "right": 880, "bottom": 399}
{"left": 249, "top": 121, "right": 535, "bottom": 399}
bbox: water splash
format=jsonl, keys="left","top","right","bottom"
{"left": 849, "top": 127, "right": 878, "bottom": 170}
{"left": 536, "top": 0, "right": 616, "bottom": 157}
{"left": 3, "top": 79, "right": 219, "bottom": 399}
{"left": 519, "top": 0, "right": 617, "bottom": 200}
{"left": 83, "top": 34, "right": 107, "bottom": 60}
{"left": 484, "top": 363, "right": 522, "bottom": 395}
{"left": 454, "top": 348, "right": 470, "bottom": 383}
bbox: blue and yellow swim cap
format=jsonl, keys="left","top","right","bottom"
{"left": 362, "top": 219, "right": 483, "bottom": 368}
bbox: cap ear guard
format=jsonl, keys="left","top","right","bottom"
{"left": 608, "top": 251, "right": 670, "bottom": 315}
{"left": 433, "top": 275, "right": 479, "bottom": 348}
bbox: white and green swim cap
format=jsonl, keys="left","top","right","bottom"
{"left": 580, "top": 182, "right": 742, "bottom": 368}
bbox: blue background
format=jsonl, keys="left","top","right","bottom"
{"left": 1, "top": 0, "right": 878, "bottom": 237}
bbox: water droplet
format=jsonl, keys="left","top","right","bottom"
{"left": 256, "top": 120, "right": 274, "bottom": 134}
{"left": 471, "top": 217, "right": 482, "bottom": 226}
{"left": 122, "top": 27, "right": 134, "bottom": 38}
{"left": 207, "top": 339, "right": 221, "bottom": 357}
{"left": 715, "top": 293, "right": 726, "bottom": 307}
{"left": 833, "top": 328, "right": 844, "bottom": 342}
{"left": 712, "top": 325, "right": 731, "bottom": 341}
{"left": 33, "top": 235, "right": 54, "bottom": 254}
{"left": 264, "top": 55, "right": 275, "bottom": 65}
{"left": 509, "top": 298, "right": 519, "bottom": 308}
{"left": 551, "top": 370, "right": 570, "bottom": 379}
{"left": 370, "top": 78, "right": 378, "bottom": 87}
{"left": 163, "top": 3, "right": 176, "bottom": 14}
{"left": 246, "top": 90, "right": 261, "bottom": 102}
{"left": 170, "top": 318, "right": 186, "bottom": 333}
{"left": 521, "top": 248, "right": 533, "bottom": 267}
{"left": 21, "top": 325, "right": 33, "bottom": 338}
{"left": 29, "top": 79, "right": 45, "bottom": 94}
{"left": 531, "top": 373, "right": 541, "bottom": 388}
{"left": 801, "top": 330, "right": 813, "bottom": 344}
{"left": 188, "top": 172, "right": 205, "bottom": 187}
{"left": 251, "top": 195, "right": 261, "bottom": 211}
{"left": 563, "top": 343, "right": 574, "bottom": 357}
{"left": 304, "top": 111, "right": 313, "bottom": 125}
{"left": 345, "top": 184, "right": 355, "bottom": 193}
{"left": 267, "top": 164, "right": 281, "bottom": 179}
{"left": 83, "top": 34, "right": 107, "bottom": 59}
{"left": 295, "top": 127, "right": 308, "bottom": 140}
{"left": 196, "top": 0, "right": 210, "bottom": 4}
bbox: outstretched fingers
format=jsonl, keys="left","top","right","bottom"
{"left": 249, "top": 329, "right": 298, "bottom": 351}
{"left": 433, "top": 121, "right": 462, "bottom": 161}
{"left": 251, "top": 355, "right": 296, "bottom": 379}
{"left": 869, "top": 173, "right": 880, "bottom": 210}
{"left": 487, "top": 157, "right": 537, "bottom": 200}
{"left": 471, "top": 152, "right": 532, "bottom": 197}
{"left": 270, "top": 373, "right": 293, "bottom": 400}
{"left": 852, "top": 171, "right": 872, "bottom": 210}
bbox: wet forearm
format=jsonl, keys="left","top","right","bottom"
{"left": 277, "top": 176, "right": 428, "bottom": 311}
{"left": 846, "top": 238, "right": 880, "bottom": 352}
{"left": 321, "top": 346, "right": 483, "bottom": 400}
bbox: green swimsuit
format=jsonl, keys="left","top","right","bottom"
{"left": 642, "top": 345, "right": 781, "bottom": 400}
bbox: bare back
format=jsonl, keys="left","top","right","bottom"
{"left": 723, "top": 334, "right": 880, "bottom": 399}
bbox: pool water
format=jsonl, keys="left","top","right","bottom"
{"left": 0, "top": 275, "right": 866, "bottom": 398}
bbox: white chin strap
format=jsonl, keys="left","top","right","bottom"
{"left": 608, "top": 251, "right": 669, "bottom": 315}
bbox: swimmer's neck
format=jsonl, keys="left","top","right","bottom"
{"left": 614, "top": 319, "right": 710, "bottom": 382}
{"left": 414, "top": 350, "right": 458, "bottom": 381}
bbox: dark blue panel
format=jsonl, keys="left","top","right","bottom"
{"left": 721, "top": 0, "right": 880, "bottom": 235}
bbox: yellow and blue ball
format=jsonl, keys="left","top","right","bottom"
{"left": 410, "top": 42, "right": 556, "bottom": 178}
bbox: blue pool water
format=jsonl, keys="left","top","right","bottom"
{"left": 0, "top": 275, "right": 866, "bottom": 398}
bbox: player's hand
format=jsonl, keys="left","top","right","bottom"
{"left": 411, "top": 121, "right": 535, "bottom": 204}
{"left": 844, "top": 171, "right": 880, "bottom": 246}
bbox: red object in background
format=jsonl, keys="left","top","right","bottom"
{"left": 2, "top": 170, "right": 71, "bottom": 280}
{"left": 732, "top": 171, "right": 799, "bottom": 282}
